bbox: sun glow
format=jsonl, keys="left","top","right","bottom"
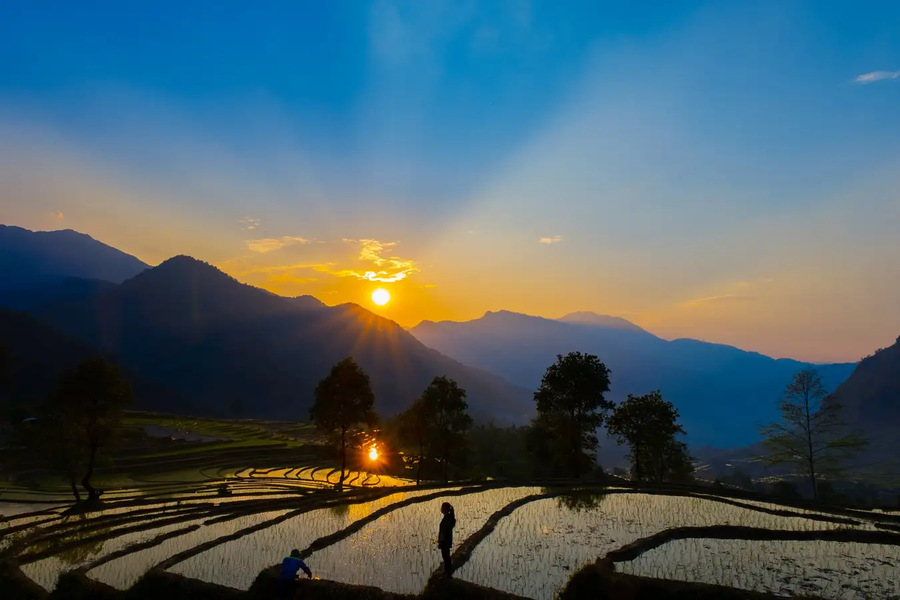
{"left": 368, "top": 445, "right": 378, "bottom": 461}
{"left": 371, "top": 288, "right": 390, "bottom": 306}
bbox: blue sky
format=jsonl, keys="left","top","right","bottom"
{"left": 1, "top": 1, "right": 899, "bottom": 361}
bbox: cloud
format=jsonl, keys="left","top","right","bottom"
{"left": 222, "top": 238, "right": 419, "bottom": 285}
{"left": 538, "top": 235, "right": 564, "bottom": 245}
{"left": 680, "top": 294, "right": 755, "bottom": 307}
{"left": 245, "top": 236, "right": 309, "bottom": 253}
{"left": 240, "top": 216, "right": 261, "bottom": 230}
{"left": 854, "top": 71, "right": 900, "bottom": 84}
{"left": 324, "top": 238, "right": 419, "bottom": 282}
{"left": 51, "top": 210, "right": 64, "bottom": 219}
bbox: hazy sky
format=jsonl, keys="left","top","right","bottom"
{"left": 1, "top": 1, "right": 899, "bottom": 362}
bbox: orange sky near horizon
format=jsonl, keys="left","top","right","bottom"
{"left": 3, "top": 2, "right": 899, "bottom": 367}
{"left": 5, "top": 203, "right": 895, "bottom": 365}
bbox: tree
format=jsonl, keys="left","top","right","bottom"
{"left": 396, "top": 398, "right": 429, "bottom": 485}
{"left": 423, "top": 376, "right": 472, "bottom": 483}
{"left": 310, "top": 357, "right": 377, "bottom": 491}
{"left": 397, "top": 376, "right": 473, "bottom": 484}
{"left": 33, "top": 413, "right": 85, "bottom": 501}
{"left": 758, "top": 368, "right": 868, "bottom": 502}
{"left": 606, "top": 391, "right": 692, "bottom": 482}
{"left": 532, "top": 352, "right": 613, "bottom": 478}
{"left": 47, "top": 358, "right": 133, "bottom": 503}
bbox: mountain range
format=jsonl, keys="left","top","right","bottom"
{"left": 0, "top": 242, "right": 531, "bottom": 423}
{"left": 0, "top": 225, "right": 148, "bottom": 290}
{"left": 2, "top": 225, "right": 894, "bottom": 452}
{"left": 410, "top": 312, "right": 857, "bottom": 447}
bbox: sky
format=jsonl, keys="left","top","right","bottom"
{"left": 1, "top": 1, "right": 899, "bottom": 363}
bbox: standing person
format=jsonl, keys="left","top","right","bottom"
{"left": 437, "top": 501, "right": 456, "bottom": 577}
{"left": 279, "top": 549, "right": 312, "bottom": 598}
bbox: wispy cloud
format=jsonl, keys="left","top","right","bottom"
{"left": 679, "top": 278, "right": 772, "bottom": 308}
{"left": 538, "top": 235, "right": 564, "bottom": 245}
{"left": 228, "top": 238, "right": 419, "bottom": 284}
{"left": 245, "top": 236, "right": 309, "bottom": 253}
{"left": 240, "top": 216, "right": 261, "bottom": 230}
{"left": 51, "top": 210, "right": 64, "bottom": 219}
{"left": 680, "top": 294, "right": 754, "bottom": 307}
{"left": 327, "top": 238, "right": 419, "bottom": 282}
{"left": 854, "top": 71, "right": 900, "bottom": 84}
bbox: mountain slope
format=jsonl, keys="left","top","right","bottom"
{"left": 0, "top": 225, "right": 149, "bottom": 290}
{"left": 0, "top": 309, "right": 101, "bottom": 406}
{"left": 558, "top": 311, "right": 647, "bottom": 332}
{"left": 410, "top": 311, "right": 856, "bottom": 447}
{"left": 6, "top": 257, "right": 531, "bottom": 423}
{"left": 827, "top": 335, "right": 900, "bottom": 431}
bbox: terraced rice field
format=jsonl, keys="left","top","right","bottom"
{"left": 454, "top": 492, "right": 882, "bottom": 599}
{"left": 169, "top": 487, "right": 460, "bottom": 590}
{"left": 618, "top": 538, "right": 900, "bottom": 599}
{"left": 2, "top": 482, "right": 899, "bottom": 599}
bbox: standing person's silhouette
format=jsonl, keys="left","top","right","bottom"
{"left": 437, "top": 501, "right": 456, "bottom": 577}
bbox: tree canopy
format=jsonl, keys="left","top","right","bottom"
{"left": 759, "top": 368, "right": 867, "bottom": 501}
{"left": 310, "top": 357, "right": 377, "bottom": 490}
{"left": 397, "top": 375, "right": 472, "bottom": 483}
{"left": 531, "top": 352, "right": 612, "bottom": 478}
{"left": 606, "top": 390, "right": 692, "bottom": 482}
{"left": 45, "top": 358, "right": 133, "bottom": 503}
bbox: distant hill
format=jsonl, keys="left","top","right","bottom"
{"left": 0, "top": 309, "right": 100, "bottom": 406}
{"left": 1, "top": 256, "right": 531, "bottom": 423}
{"left": 557, "top": 311, "right": 647, "bottom": 332}
{"left": 827, "top": 335, "right": 900, "bottom": 431}
{"left": 0, "top": 277, "right": 118, "bottom": 312}
{"left": 823, "top": 336, "right": 900, "bottom": 479}
{"left": 0, "top": 225, "right": 149, "bottom": 290}
{"left": 410, "top": 311, "right": 857, "bottom": 447}
{"left": 0, "top": 308, "right": 183, "bottom": 415}
{"left": 694, "top": 336, "right": 900, "bottom": 491}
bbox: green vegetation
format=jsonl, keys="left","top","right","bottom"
{"left": 396, "top": 376, "right": 473, "bottom": 484}
{"left": 310, "top": 357, "right": 378, "bottom": 491}
{"left": 759, "top": 368, "right": 868, "bottom": 501}
{"left": 529, "top": 352, "right": 613, "bottom": 478}
{"left": 32, "top": 359, "right": 133, "bottom": 503}
{"left": 607, "top": 390, "right": 693, "bottom": 483}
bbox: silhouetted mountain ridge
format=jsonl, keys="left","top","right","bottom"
{"left": 557, "top": 311, "right": 648, "bottom": 333}
{"left": 828, "top": 335, "right": 900, "bottom": 432}
{"left": 2, "top": 258, "right": 531, "bottom": 423}
{"left": 0, "top": 225, "right": 148, "bottom": 290}
{"left": 410, "top": 311, "right": 857, "bottom": 447}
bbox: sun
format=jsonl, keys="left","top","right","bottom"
{"left": 368, "top": 445, "right": 378, "bottom": 461}
{"left": 371, "top": 288, "right": 391, "bottom": 306}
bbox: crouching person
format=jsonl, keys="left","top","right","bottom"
{"left": 279, "top": 548, "right": 312, "bottom": 598}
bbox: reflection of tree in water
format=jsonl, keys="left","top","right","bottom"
{"left": 25, "top": 515, "right": 110, "bottom": 566}
{"left": 329, "top": 502, "right": 350, "bottom": 518}
{"left": 544, "top": 488, "right": 609, "bottom": 512}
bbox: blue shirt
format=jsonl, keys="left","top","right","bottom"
{"left": 279, "top": 556, "right": 311, "bottom": 580}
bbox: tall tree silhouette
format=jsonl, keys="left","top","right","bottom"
{"left": 425, "top": 376, "right": 472, "bottom": 483}
{"left": 607, "top": 390, "right": 692, "bottom": 482}
{"left": 48, "top": 358, "right": 132, "bottom": 503}
{"left": 397, "top": 376, "right": 472, "bottom": 484}
{"left": 310, "top": 357, "right": 377, "bottom": 491}
{"left": 32, "top": 412, "right": 85, "bottom": 501}
{"left": 396, "top": 398, "right": 429, "bottom": 484}
{"left": 759, "top": 368, "right": 867, "bottom": 501}
{"left": 532, "top": 352, "right": 612, "bottom": 478}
